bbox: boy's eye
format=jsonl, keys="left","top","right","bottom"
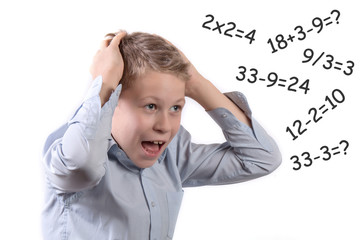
{"left": 170, "top": 105, "right": 181, "bottom": 112}
{"left": 145, "top": 104, "right": 156, "bottom": 110}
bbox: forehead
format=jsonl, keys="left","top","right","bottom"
{"left": 125, "top": 70, "right": 186, "bottom": 101}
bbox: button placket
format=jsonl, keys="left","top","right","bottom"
{"left": 140, "top": 169, "right": 162, "bottom": 239}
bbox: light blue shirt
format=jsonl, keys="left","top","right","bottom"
{"left": 42, "top": 76, "right": 282, "bottom": 240}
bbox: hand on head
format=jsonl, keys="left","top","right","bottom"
{"left": 90, "top": 31, "right": 127, "bottom": 106}
{"left": 90, "top": 31, "right": 127, "bottom": 90}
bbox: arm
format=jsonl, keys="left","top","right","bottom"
{"left": 43, "top": 32, "right": 126, "bottom": 193}
{"left": 175, "top": 91, "right": 282, "bottom": 187}
{"left": 172, "top": 47, "right": 281, "bottom": 186}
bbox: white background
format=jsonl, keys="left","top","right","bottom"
{"left": 1, "top": 0, "right": 359, "bottom": 239}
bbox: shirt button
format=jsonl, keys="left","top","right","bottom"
{"left": 151, "top": 201, "right": 156, "bottom": 207}
{"left": 221, "top": 114, "right": 227, "bottom": 118}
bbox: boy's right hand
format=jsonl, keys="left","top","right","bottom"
{"left": 90, "top": 31, "right": 127, "bottom": 106}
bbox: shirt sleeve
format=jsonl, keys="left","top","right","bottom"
{"left": 42, "top": 76, "right": 122, "bottom": 193}
{"left": 173, "top": 91, "right": 282, "bottom": 187}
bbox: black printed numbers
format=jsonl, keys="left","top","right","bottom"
{"left": 302, "top": 48, "right": 355, "bottom": 76}
{"left": 286, "top": 89, "right": 345, "bottom": 141}
{"left": 236, "top": 66, "right": 310, "bottom": 94}
{"left": 308, "top": 107, "right": 322, "bottom": 123}
{"left": 202, "top": 14, "right": 214, "bottom": 30}
{"left": 320, "top": 146, "right": 332, "bottom": 161}
{"left": 202, "top": 14, "right": 256, "bottom": 44}
{"left": 267, "top": 10, "right": 341, "bottom": 53}
{"left": 224, "top": 22, "right": 236, "bottom": 36}
{"left": 236, "top": 66, "right": 257, "bottom": 82}
{"left": 286, "top": 120, "right": 307, "bottom": 141}
{"left": 290, "top": 139, "right": 349, "bottom": 171}
{"left": 267, "top": 34, "right": 288, "bottom": 53}
{"left": 344, "top": 61, "right": 355, "bottom": 76}
{"left": 290, "top": 155, "right": 302, "bottom": 170}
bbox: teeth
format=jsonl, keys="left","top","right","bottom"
{"left": 153, "top": 141, "right": 163, "bottom": 145}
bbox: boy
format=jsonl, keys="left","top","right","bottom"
{"left": 42, "top": 31, "right": 281, "bottom": 239}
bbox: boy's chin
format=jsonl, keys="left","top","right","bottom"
{"left": 132, "top": 158, "right": 158, "bottom": 169}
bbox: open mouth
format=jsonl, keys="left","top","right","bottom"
{"left": 141, "top": 141, "right": 166, "bottom": 158}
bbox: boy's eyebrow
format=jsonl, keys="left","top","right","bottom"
{"left": 139, "top": 96, "right": 185, "bottom": 104}
{"left": 173, "top": 98, "right": 186, "bottom": 104}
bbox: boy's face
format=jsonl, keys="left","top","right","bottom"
{"left": 111, "top": 70, "right": 186, "bottom": 168}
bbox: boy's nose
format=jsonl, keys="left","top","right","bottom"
{"left": 153, "top": 113, "right": 171, "bottom": 133}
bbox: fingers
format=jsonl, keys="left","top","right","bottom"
{"left": 99, "top": 31, "right": 127, "bottom": 50}
{"left": 100, "top": 37, "right": 113, "bottom": 50}
{"left": 109, "top": 30, "right": 127, "bottom": 49}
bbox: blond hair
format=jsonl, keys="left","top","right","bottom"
{"left": 106, "top": 32, "right": 190, "bottom": 89}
